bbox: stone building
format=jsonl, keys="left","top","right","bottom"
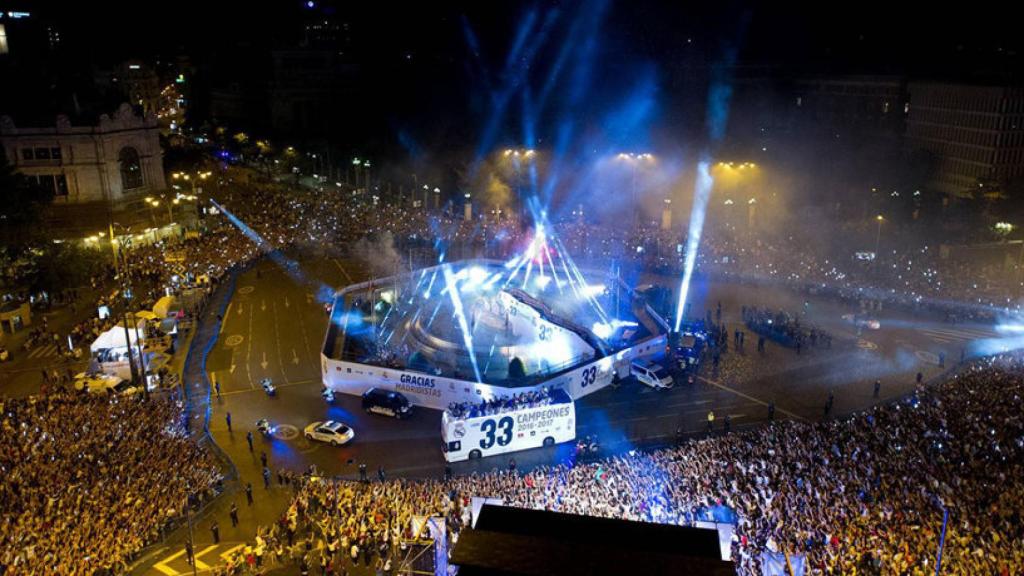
{"left": 0, "top": 103, "right": 167, "bottom": 204}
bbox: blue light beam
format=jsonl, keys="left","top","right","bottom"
{"left": 674, "top": 161, "right": 713, "bottom": 332}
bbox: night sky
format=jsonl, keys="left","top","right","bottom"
{"left": 3, "top": 1, "right": 1021, "bottom": 161}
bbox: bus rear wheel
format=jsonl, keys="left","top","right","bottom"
{"left": 543, "top": 437, "right": 555, "bottom": 447}
{"left": 469, "top": 449, "right": 482, "bottom": 460}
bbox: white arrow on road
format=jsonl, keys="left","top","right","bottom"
{"left": 261, "top": 299, "right": 267, "bottom": 312}
{"left": 230, "top": 363, "right": 236, "bottom": 374}
{"left": 284, "top": 296, "right": 290, "bottom": 308}
{"left": 291, "top": 348, "right": 300, "bottom": 365}
{"left": 260, "top": 351, "right": 269, "bottom": 370}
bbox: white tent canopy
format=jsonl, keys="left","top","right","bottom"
{"left": 90, "top": 321, "right": 145, "bottom": 353}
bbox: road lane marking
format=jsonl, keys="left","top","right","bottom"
{"left": 153, "top": 549, "right": 185, "bottom": 575}
{"left": 217, "top": 379, "right": 317, "bottom": 397}
{"left": 219, "top": 303, "right": 233, "bottom": 335}
{"left": 245, "top": 297, "right": 255, "bottom": 390}
{"left": 272, "top": 300, "right": 291, "bottom": 384}
{"left": 697, "top": 376, "right": 807, "bottom": 422}
{"left": 220, "top": 544, "right": 245, "bottom": 559}
{"left": 332, "top": 258, "right": 354, "bottom": 283}
{"left": 193, "top": 545, "right": 217, "bottom": 570}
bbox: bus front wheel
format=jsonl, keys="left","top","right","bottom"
{"left": 543, "top": 437, "right": 555, "bottom": 447}
{"left": 469, "top": 449, "right": 482, "bottom": 460}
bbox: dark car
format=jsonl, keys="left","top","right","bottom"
{"left": 362, "top": 388, "right": 413, "bottom": 419}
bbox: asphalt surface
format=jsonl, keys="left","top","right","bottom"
{"left": 123, "top": 249, "right": 999, "bottom": 576}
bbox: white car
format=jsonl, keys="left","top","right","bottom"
{"left": 631, "top": 359, "right": 675, "bottom": 390}
{"left": 303, "top": 420, "right": 355, "bottom": 446}
{"left": 73, "top": 373, "right": 140, "bottom": 396}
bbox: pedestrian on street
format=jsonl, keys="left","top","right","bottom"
{"left": 508, "top": 458, "right": 516, "bottom": 474}
{"left": 706, "top": 411, "right": 715, "bottom": 433}
{"left": 230, "top": 502, "right": 239, "bottom": 527}
{"left": 245, "top": 482, "right": 254, "bottom": 506}
{"left": 443, "top": 465, "right": 452, "bottom": 482}
{"left": 214, "top": 380, "right": 221, "bottom": 399}
{"left": 226, "top": 411, "right": 232, "bottom": 432}
{"left": 767, "top": 401, "right": 775, "bottom": 421}
{"left": 377, "top": 466, "right": 386, "bottom": 482}
{"left": 246, "top": 431, "right": 254, "bottom": 452}
{"left": 263, "top": 466, "right": 271, "bottom": 489}
{"left": 185, "top": 540, "right": 194, "bottom": 565}
{"left": 873, "top": 379, "right": 881, "bottom": 399}
{"left": 938, "top": 351, "right": 946, "bottom": 368}
{"left": 724, "top": 415, "right": 731, "bottom": 433}
{"left": 260, "top": 451, "right": 268, "bottom": 468}
{"left": 278, "top": 469, "right": 285, "bottom": 486}
{"left": 758, "top": 336, "right": 765, "bottom": 353}
{"left": 210, "top": 521, "right": 220, "bottom": 543}
{"left": 359, "top": 463, "right": 367, "bottom": 483}
{"left": 916, "top": 371, "right": 923, "bottom": 384}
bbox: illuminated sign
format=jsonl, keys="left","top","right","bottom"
{"left": 7, "top": 11, "right": 30, "bottom": 18}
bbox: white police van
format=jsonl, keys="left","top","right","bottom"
{"left": 442, "top": 389, "right": 576, "bottom": 462}
{"left": 630, "top": 359, "right": 674, "bottom": 390}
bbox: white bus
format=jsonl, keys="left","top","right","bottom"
{"left": 441, "top": 389, "right": 576, "bottom": 462}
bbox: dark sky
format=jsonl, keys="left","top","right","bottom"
{"left": 4, "top": 1, "right": 1021, "bottom": 161}
{"left": 21, "top": 1, "right": 1017, "bottom": 76}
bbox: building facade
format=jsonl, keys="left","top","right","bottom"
{"left": 0, "top": 103, "right": 167, "bottom": 203}
{"left": 905, "top": 83, "right": 1024, "bottom": 196}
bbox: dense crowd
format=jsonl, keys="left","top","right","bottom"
{"left": 0, "top": 391, "right": 223, "bottom": 575}
{"left": 742, "top": 305, "right": 833, "bottom": 350}
{"left": 445, "top": 387, "right": 556, "bottom": 420}
{"left": 231, "top": 354, "right": 1023, "bottom": 576}
{"left": 90, "top": 165, "right": 1021, "bottom": 330}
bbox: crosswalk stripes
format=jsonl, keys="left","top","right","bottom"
{"left": 920, "top": 326, "right": 997, "bottom": 344}
{"left": 26, "top": 344, "right": 59, "bottom": 359}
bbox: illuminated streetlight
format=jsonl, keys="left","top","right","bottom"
{"left": 874, "top": 215, "right": 884, "bottom": 258}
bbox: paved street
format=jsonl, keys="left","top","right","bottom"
{"left": 124, "top": 249, "right": 998, "bottom": 575}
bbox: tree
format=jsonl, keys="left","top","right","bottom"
{"left": 28, "top": 243, "right": 105, "bottom": 295}
{"left": 0, "top": 148, "right": 54, "bottom": 251}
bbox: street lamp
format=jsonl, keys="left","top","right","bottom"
{"left": 433, "top": 187, "right": 441, "bottom": 209}
{"left": 874, "top": 215, "right": 884, "bottom": 260}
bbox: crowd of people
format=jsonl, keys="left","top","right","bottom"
{"left": 224, "top": 353, "right": 1023, "bottom": 576}
{"left": 3, "top": 162, "right": 1021, "bottom": 575}
{"left": 445, "top": 386, "right": 557, "bottom": 420}
{"left": 742, "top": 305, "right": 833, "bottom": 350}
{"left": 0, "top": 390, "right": 223, "bottom": 575}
